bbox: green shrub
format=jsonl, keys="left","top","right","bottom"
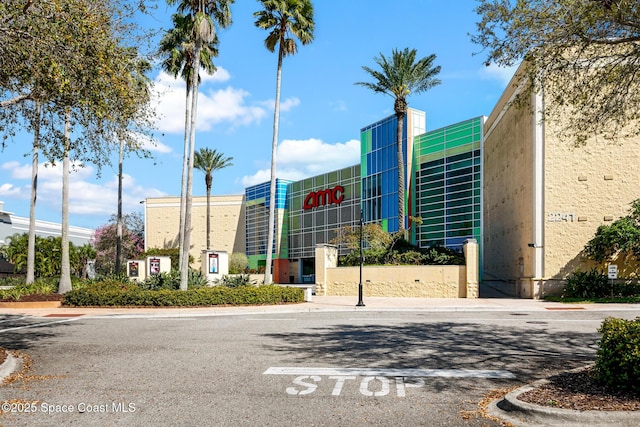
{"left": 138, "top": 269, "right": 208, "bottom": 290}
{"left": 338, "top": 242, "right": 464, "bottom": 267}
{"left": 563, "top": 269, "right": 640, "bottom": 299}
{"left": 214, "top": 274, "right": 256, "bottom": 288}
{"left": 563, "top": 269, "right": 610, "bottom": 298}
{"left": 187, "top": 269, "right": 208, "bottom": 288}
{"left": 593, "top": 317, "right": 640, "bottom": 394}
{"left": 229, "top": 253, "right": 248, "bottom": 274}
{"left": 62, "top": 283, "right": 304, "bottom": 307}
{"left": 0, "top": 278, "right": 58, "bottom": 300}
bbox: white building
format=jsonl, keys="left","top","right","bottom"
{"left": 0, "top": 201, "right": 93, "bottom": 247}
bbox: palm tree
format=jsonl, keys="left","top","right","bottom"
{"left": 159, "top": 13, "right": 219, "bottom": 274}
{"left": 163, "top": 0, "right": 233, "bottom": 290}
{"left": 356, "top": 48, "right": 441, "bottom": 234}
{"left": 254, "top": 0, "right": 315, "bottom": 284}
{"left": 194, "top": 148, "right": 233, "bottom": 250}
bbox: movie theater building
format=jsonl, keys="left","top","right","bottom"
{"left": 238, "top": 109, "right": 484, "bottom": 284}
{"left": 144, "top": 59, "right": 640, "bottom": 297}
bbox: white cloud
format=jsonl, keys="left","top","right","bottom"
{"left": 0, "top": 160, "right": 165, "bottom": 220}
{"left": 137, "top": 135, "right": 172, "bottom": 154}
{"left": 152, "top": 70, "right": 268, "bottom": 134}
{"left": 240, "top": 138, "right": 360, "bottom": 188}
{"left": 259, "top": 97, "right": 301, "bottom": 113}
{"left": 0, "top": 183, "right": 23, "bottom": 198}
{"left": 480, "top": 63, "right": 518, "bottom": 86}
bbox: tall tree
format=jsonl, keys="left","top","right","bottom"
{"left": 165, "top": 0, "right": 233, "bottom": 290}
{"left": 472, "top": 0, "right": 640, "bottom": 144}
{"left": 115, "top": 57, "right": 153, "bottom": 275}
{"left": 26, "top": 102, "right": 41, "bottom": 284}
{"left": 254, "top": 0, "right": 315, "bottom": 284}
{"left": 194, "top": 148, "right": 233, "bottom": 250}
{"left": 158, "top": 11, "right": 219, "bottom": 281}
{"left": 356, "top": 48, "right": 441, "bottom": 234}
{"left": 1, "top": 1, "right": 155, "bottom": 293}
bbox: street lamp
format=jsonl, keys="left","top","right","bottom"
{"left": 357, "top": 210, "right": 365, "bottom": 307}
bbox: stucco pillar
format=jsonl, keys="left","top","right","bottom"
{"left": 315, "top": 244, "right": 338, "bottom": 296}
{"left": 463, "top": 239, "right": 479, "bottom": 298}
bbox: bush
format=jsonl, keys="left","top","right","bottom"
{"left": 229, "top": 253, "right": 248, "bottom": 274}
{"left": 214, "top": 274, "right": 256, "bottom": 288}
{"left": 62, "top": 283, "right": 304, "bottom": 307}
{"left": 593, "top": 317, "right": 640, "bottom": 394}
{"left": 0, "top": 278, "right": 58, "bottom": 301}
{"left": 138, "top": 269, "right": 208, "bottom": 290}
{"left": 338, "top": 241, "right": 464, "bottom": 266}
{"left": 563, "top": 269, "right": 610, "bottom": 298}
{"left": 563, "top": 269, "right": 640, "bottom": 299}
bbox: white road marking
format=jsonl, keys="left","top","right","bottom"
{"left": 263, "top": 367, "right": 515, "bottom": 378}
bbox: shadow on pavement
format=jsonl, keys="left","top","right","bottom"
{"left": 262, "top": 319, "right": 599, "bottom": 391}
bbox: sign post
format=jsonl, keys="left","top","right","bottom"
{"left": 608, "top": 264, "right": 618, "bottom": 298}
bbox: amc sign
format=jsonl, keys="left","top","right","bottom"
{"left": 303, "top": 185, "right": 345, "bottom": 210}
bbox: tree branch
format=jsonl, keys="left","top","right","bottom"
{"left": 0, "top": 93, "right": 31, "bottom": 107}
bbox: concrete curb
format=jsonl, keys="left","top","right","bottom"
{"left": 0, "top": 351, "right": 22, "bottom": 383}
{"left": 488, "top": 378, "right": 640, "bottom": 427}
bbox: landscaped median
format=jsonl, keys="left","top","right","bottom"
{"left": 62, "top": 284, "right": 305, "bottom": 307}
{"left": 0, "top": 279, "right": 305, "bottom": 308}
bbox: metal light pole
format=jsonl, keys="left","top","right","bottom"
{"left": 357, "top": 210, "right": 365, "bottom": 307}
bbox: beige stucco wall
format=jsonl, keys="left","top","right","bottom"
{"left": 144, "top": 195, "right": 245, "bottom": 270}
{"left": 483, "top": 70, "right": 536, "bottom": 285}
{"left": 542, "top": 120, "right": 640, "bottom": 289}
{"left": 324, "top": 265, "right": 466, "bottom": 298}
{"left": 483, "top": 63, "right": 640, "bottom": 297}
{"left": 315, "top": 241, "right": 478, "bottom": 298}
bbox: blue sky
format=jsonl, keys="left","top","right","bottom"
{"left": 0, "top": 0, "right": 515, "bottom": 230}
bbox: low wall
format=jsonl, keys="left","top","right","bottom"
{"left": 324, "top": 265, "right": 466, "bottom": 298}
{"left": 315, "top": 239, "right": 479, "bottom": 298}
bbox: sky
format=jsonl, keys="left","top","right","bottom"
{"left": 0, "top": 0, "right": 516, "bottom": 231}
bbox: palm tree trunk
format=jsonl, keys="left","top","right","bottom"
{"left": 206, "top": 175, "right": 211, "bottom": 250}
{"left": 115, "top": 135, "right": 124, "bottom": 275}
{"left": 58, "top": 110, "right": 72, "bottom": 294}
{"left": 265, "top": 44, "right": 284, "bottom": 285}
{"left": 178, "top": 88, "right": 191, "bottom": 274}
{"left": 26, "top": 101, "right": 41, "bottom": 284}
{"left": 181, "top": 39, "right": 202, "bottom": 290}
{"left": 396, "top": 112, "right": 405, "bottom": 234}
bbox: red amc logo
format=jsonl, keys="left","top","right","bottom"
{"left": 303, "top": 185, "right": 345, "bottom": 210}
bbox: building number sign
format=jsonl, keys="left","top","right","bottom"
{"left": 548, "top": 212, "right": 575, "bottom": 222}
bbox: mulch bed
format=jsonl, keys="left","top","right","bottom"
{"left": 518, "top": 367, "right": 640, "bottom": 411}
{"left": 0, "top": 294, "right": 64, "bottom": 303}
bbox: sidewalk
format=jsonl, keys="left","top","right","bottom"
{"left": 2, "top": 296, "right": 640, "bottom": 426}
{"left": 1, "top": 295, "right": 639, "bottom": 318}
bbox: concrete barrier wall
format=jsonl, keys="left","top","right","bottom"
{"left": 315, "top": 239, "right": 479, "bottom": 298}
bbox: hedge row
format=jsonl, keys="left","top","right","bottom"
{"left": 62, "top": 284, "right": 304, "bottom": 307}
{"left": 594, "top": 317, "right": 640, "bottom": 394}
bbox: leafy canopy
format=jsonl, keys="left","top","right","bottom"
{"left": 584, "top": 199, "right": 640, "bottom": 262}
{"left": 356, "top": 47, "right": 442, "bottom": 115}
{"left": 472, "top": 0, "right": 640, "bottom": 144}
